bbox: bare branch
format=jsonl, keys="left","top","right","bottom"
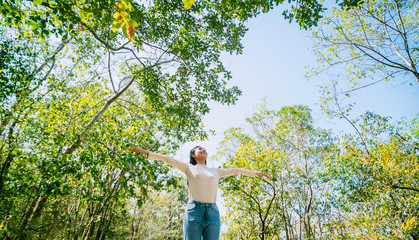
{"left": 383, "top": 13, "right": 412, "bottom": 67}
{"left": 108, "top": 49, "right": 116, "bottom": 93}
{"left": 341, "top": 70, "right": 403, "bottom": 94}
{"left": 32, "top": 36, "right": 71, "bottom": 77}
{"left": 332, "top": 84, "right": 372, "bottom": 156}
{"left": 394, "top": 0, "right": 418, "bottom": 80}
{"left": 395, "top": 133, "right": 419, "bottom": 151}
{"left": 391, "top": 185, "right": 419, "bottom": 193}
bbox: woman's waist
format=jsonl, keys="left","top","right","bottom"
{"left": 188, "top": 200, "right": 217, "bottom": 207}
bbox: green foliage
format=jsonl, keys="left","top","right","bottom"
{"left": 0, "top": 77, "right": 178, "bottom": 239}
{"left": 0, "top": 0, "right": 400, "bottom": 239}
{"left": 321, "top": 114, "right": 419, "bottom": 239}
{"left": 127, "top": 186, "right": 187, "bottom": 239}
{"left": 2, "top": 0, "right": 362, "bottom": 238}
{"left": 0, "top": 34, "right": 36, "bottom": 105}
{"left": 305, "top": 2, "right": 419, "bottom": 236}
{"left": 218, "top": 103, "right": 419, "bottom": 239}
{"left": 217, "top": 104, "right": 336, "bottom": 239}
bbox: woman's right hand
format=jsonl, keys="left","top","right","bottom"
{"left": 125, "top": 146, "right": 149, "bottom": 157}
{"left": 125, "top": 146, "right": 134, "bottom": 152}
{"left": 256, "top": 172, "right": 273, "bottom": 180}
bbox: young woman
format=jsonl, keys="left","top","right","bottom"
{"left": 125, "top": 145, "right": 272, "bottom": 240}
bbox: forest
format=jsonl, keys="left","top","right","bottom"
{"left": 0, "top": 0, "right": 418, "bottom": 239}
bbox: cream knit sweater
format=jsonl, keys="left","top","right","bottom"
{"left": 148, "top": 151, "right": 258, "bottom": 203}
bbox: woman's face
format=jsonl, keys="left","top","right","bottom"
{"left": 193, "top": 146, "right": 207, "bottom": 161}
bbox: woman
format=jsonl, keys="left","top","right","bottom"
{"left": 125, "top": 145, "right": 272, "bottom": 240}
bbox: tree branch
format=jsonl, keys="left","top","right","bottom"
{"left": 383, "top": 13, "right": 411, "bottom": 68}
{"left": 108, "top": 49, "right": 116, "bottom": 93}
{"left": 394, "top": 0, "right": 419, "bottom": 81}
{"left": 332, "top": 84, "right": 372, "bottom": 156}
{"left": 341, "top": 70, "right": 403, "bottom": 94}
{"left": 236, "top": 184, "right": 264, "bottom": 227}
{"left": 32, "top": 36, "right": 71, "bottom": 77}
{"left": 65, "top": 73, "right": 138, "bottom": 155}
{"left": 391, "top": 185, "right": 419, "bottom": 193}
{"left": 395, "top": 133, "right": 419, "bottom": 151}
{"left": 331, "top": 19, "right": 413, "bottom": 74}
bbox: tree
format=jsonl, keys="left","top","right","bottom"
{"left": 308, "top": 0, "right": 418, "bottom": 116}
{"left": 321, "top": 113, "right": 419, "bottom": 239}
{"left": 0, "top": 0, "right": 368, "bottom": 238}
{"left": 216, "top": 103, "right": 419, "bottom": 239}
{"left": 0, "top": 81, "right": 176, "bottom": 239}
{"left": 0, "top": 0, "right": 252, "bottom": 237}
{"left": 217, "top": 104, "right": 335, "bottom": 239}
{"left": 128, "top": 184, "right": 187, "bottom": 240}
{"left": 304, "top": 3, "right": 419, "bottom": 236}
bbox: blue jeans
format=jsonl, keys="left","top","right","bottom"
{"left": 183, "top": 200, "right": 220, "bottom": 240}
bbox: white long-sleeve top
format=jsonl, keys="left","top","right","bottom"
{"left": 148, "top": 151, "right": 258, "bottom": 203}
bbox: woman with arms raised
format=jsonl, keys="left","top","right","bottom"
{"left": 125, "top": 145, "right": 272, "bottom": 240}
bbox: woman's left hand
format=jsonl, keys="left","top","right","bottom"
{"left": 256, "top": 172, "right": 273, "bottom": 180}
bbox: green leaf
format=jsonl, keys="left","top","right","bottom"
{"left": 33, "top": 0, "right": 42, "bottom": 5}
{"left": 112, "top": 20, "right": 123, "bottom": 31}
{"left": 183, "top": 0, "right": 195, "bottom": 10}
{"left": 120, "top": 11, "right": 129, "bottom": 18}
{"left": 117, "top": 0, "right": 134, "bottom": 13}
{"left": 122, "top": 23, "right": 128, "bottom": 38}
{"left": 126, "top": 18, "right": 138, "bottom": 28}
{"left": 113, "top": 12, "right": 121, "bottom": 19}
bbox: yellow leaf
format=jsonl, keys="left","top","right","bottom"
{"left": 183, "top": 0, "right": 195, "bottom": 10}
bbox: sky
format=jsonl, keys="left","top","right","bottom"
{"left": 173, "top": 6, "right": 419, "bottom": 217}
{"left": 175, "top": 6, "right": 419, "bottom": 162}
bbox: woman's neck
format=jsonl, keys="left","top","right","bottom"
{"left": 196, "top": 159, "right": 206, "bottom": 166}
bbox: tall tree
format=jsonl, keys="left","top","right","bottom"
{"left": 217, "top": 104, "right": 335, "bottom": 239}
{"left": 321, "top": 113, "right": 419, "bottom": 239}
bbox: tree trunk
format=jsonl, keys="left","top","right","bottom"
{"left": 21, "top": 196, "right": 48, "bottom": 240}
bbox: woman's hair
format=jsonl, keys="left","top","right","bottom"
{"left": 189, "top": 146, "right": 206, "bottom": 165}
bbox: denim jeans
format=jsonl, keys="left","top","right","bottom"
{"left": 183, "top": 200, "right": 220, "bottom": 240}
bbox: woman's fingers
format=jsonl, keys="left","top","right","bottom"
{"left": 262, "top": 173, "right": 272, "bottom": 179}
{"left": 125, "top": 146, "right": 133, "bottom": 151}
{"left": 257, "top": 172, "right": 273, "bottom": 180}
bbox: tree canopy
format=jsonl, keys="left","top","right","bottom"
{"left": 1, "top": 0, "right": 417, "bottom": 239}
{"left": 217, "top": 104, "right": 419, "bottom": 239}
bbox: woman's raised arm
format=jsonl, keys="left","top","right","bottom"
{"left": 218, "top": 168, "right": 272, "bottom": 180}
{"left": 125, "top": 146, "right": 149, "bottom": 156}
{"left": 125, "top": 146, "right": 189, "bottom": 174}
